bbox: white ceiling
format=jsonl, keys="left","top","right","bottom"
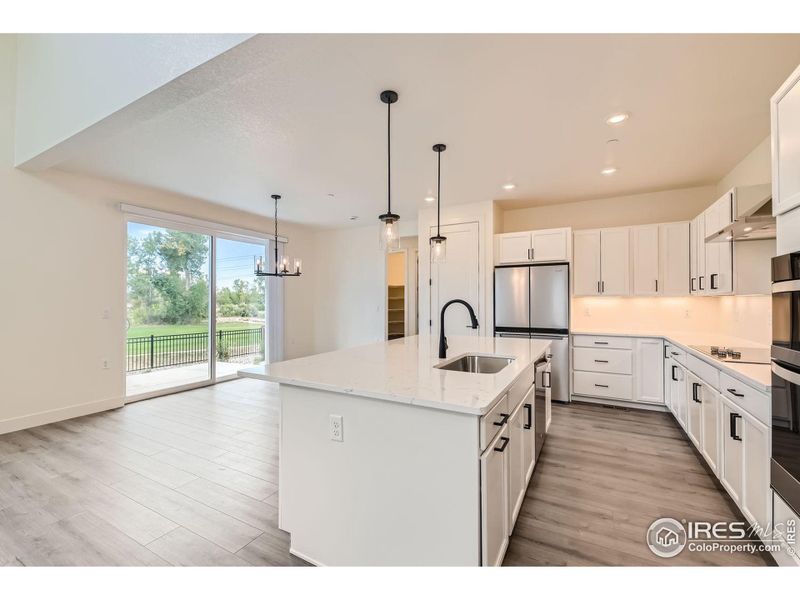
{"left": 57, "top": 34, "right": 800, "bottom": 228}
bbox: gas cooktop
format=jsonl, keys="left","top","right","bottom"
{"left": 689, "top": 345, "right": 771, "bottom": 365}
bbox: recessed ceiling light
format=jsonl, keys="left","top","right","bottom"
{"left": 606, "top": 112, "right": 629, "bottom": 125}
{"left": 601, "top": 167, "right": 618, "bottom": 176}
{"left": 743, "top": 226, "right": 753, "bottom": 232}
{"left": 726, "top": 235, "right": 733, "bottom": 240}
{"left": 424, "top": 196, "right": 436, "bottom": 203}
{"left": 502, "top": 183, "right": 516, "bottom": 190}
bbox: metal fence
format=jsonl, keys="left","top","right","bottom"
{"left": 126, "top": 327, "right": 265, "bottom": 372}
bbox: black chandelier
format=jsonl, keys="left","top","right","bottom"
{"left": 254, "top": 194, "right": 302, "bottom": 278}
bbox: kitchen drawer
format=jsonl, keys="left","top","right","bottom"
{"left": 666, "top": 344, "right": 687, "bottom": 366}
{"left": 573, "top": 371, "right": 633, "bottom": 400}
{"left": 573, "top": 347, "right": 632, "bottom": 375}
{"left": 572, "top": 335, "right": 633, "bottom": 350}
{"left": 506, "top": 363, "right": 535, "bottom": 412}
{"left": 720, "top": 372, "right": 769, "bottom": 426}
{"left": 687, "top": 354, "right": 720, "bottom": 390}
{"left": 481, "top": 393, "right": 510, "bottom": 451}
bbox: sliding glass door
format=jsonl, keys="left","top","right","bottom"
{"left": 126, "top": 220, "right": 271, "bottom": 400}
{"left": 126, "top": 222, "right": 212, "bottom": 397}
{"left": 214, "top": 237, "right": 268, "bottom": 380}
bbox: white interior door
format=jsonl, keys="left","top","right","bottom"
{"left": 430, "top": 222, "right": 480, "bottom": 337}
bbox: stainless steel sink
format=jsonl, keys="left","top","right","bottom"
{"left": 435, "top": 354, "right": 515, "bottom": 374}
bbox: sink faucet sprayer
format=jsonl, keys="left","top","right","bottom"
{"left": 439, "top": 299, "right": 479, "bottom": 359}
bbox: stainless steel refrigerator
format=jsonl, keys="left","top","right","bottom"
{"left": 494, "top": 263, "right": 570, "bottom": 403}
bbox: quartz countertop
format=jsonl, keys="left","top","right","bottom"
{"left": 572, "top": 329, "right": 771, "bottom": 392}
{"left": 239, "top": 335, "right": 551, "bottom": 415}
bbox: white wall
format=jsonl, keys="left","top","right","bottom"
{"left": 14, "top": 33, "right": 252, "bottom": 167}
{"left": 0, "top": 35, "right": 315, "bottom": 434}
{"left": 716, "top": 135, "right": 771, "bottom": 195}
{"left": 310, "top": 225, "right": 387, "bottom": 353}
{"left": 501, "top": 185, "right": 717, "bottom": 232}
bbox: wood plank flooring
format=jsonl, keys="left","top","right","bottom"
{"left": 503, "top": 401, "right": 771, "bottom": 566}
{"left": 0, "top": 381, "right": 770, "bottom": 566}
{"left": 0, "top": 378, "right": 306, "bottom": 566}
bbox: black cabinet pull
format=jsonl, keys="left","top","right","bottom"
{"left": 524, "top": 403, "right": 532, "bottom": 430}
{"left": 543, "top": 371, "right": 552, "bottom": 388}
{"left": 671, "top": 351, "right": 680, "bottom": 356}
{"left": 597, "top": 281, "right": 601, "bottom": 293}
{"left": 655, "top": 279, "right": 658, "bottom": 292}
{"left": 730, "top": 412, "right": 742, "bottom": 441}
{"left": 671, "top": 365, "right": 678, "bottom": 381}
{"left": 601, "top": 281, "right": 605, "bottom": 293}
{"left": 692, "top": 382, "right": 701, "bottom": 403}
{"left": 493, "top": 413, "right": 509, "bottom": 427}
{"left": 690, "top": 277, "right": 696, "bottom": 291}
{"left": 594, "top": 383, "right": 609, "bottom": 388}
{"left": 494, "top": 436, "right": 510, "bottom": 452}
{"left": 594, "top": 341, "right": 609, "bottom": 345}
{"left": 594, "top": 359, "right": 609, "bottom": 363}
{"left": 710, "top": 273, "right": 718, "bottom": 290}
{"left": 726, "top": 388, "right": 744, "bottom": 398}
{"left": 699, "top": 275, "right": 704, "bottom": 290}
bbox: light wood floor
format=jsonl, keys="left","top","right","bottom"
{"left": 503, "top": 401, "right": 771, "bottom": 566}
{"left": 0, "top": 381, "right": 771, "bottom": 566}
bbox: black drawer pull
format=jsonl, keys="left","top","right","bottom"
{"left": 594, "top": 359, "right": 609, "bottom": 363}
{"left": 710, "top": 273, "right": 718, "bottom": 290}
{"left": 671, "top": 365, "right": 678, "bottom": 381}
{"left": 493, "top": 413, "right": 509, "bottom": 427}
{"left": 594, "top": 341, "right": 609, "bottom": 345}
{"left": 730, "top": 412, "right": 742, "bottom": 441}
{"left": 726, "top": 388, "right": 744, "bottom": 398}
{"left": 594, "top": 384, "right": 609, "bottom": 388}
{"left": 524, "top": 403, "right": 532, "bottom": 430}
{"left": 494, "top": 436, "right": 510, "bottom": 452}
{"left": 692, "top": 382, "right": 701, "bottom": 403}
{"left": 671, "top": 351, "right": 680, "bottom": 356}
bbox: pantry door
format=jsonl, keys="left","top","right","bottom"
{"left": 429, "top": 221, "right": 481, "bottom": 338}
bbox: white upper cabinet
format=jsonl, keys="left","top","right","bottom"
{"left": 704, "top": 192, "right": 733, "bottom": 239}
{"left": 772, "top": 63, "right": 800, "bottom": 216}
{"left": 631, "top": 225, "right": 659, "bottom": 295}
{"left": 495, "top": 232, "right": 533, "bottom": 264}
{"left": 690, "top": 213, "right": 707, "bottom": 295}
{"left": 659, "top": 222, "right": 690, "bottom": 296}
{"left": 572, "top": 229, "right": 602, "bottom": 296}
{"left": 599, "top": 228, "right": 631, "bottom": 296}
{"left": 494, "top": 228, "right": 571, "bottom": 265}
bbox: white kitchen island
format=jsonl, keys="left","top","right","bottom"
{"left": 239, "top": 334, "right": 551, "bottom": 566}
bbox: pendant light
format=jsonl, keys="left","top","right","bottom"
{"left": 430, "top": 143, "right": 447, "bottom": 263}
{"left": 378, "top": 90, "right": 400, "bottom": 251}
{"left": 254, "top": 194, "right": 302, "bottom": 277}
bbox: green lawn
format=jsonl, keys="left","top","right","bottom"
{"left": 127, "top": 322, "right": 263, "bottom": 339}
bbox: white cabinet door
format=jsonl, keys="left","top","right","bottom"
{"left": 700, "top": 384, "right": 721, "bottom": 475}
{"left": 686, "top": 373, "right": 703, "bottom": 449}
{"left": 696, "top": 213, "right": 708, "bottom": 294}
{"left": 705, "top": 240, "right": 733, "bottom": 296}
{"left": 670, "top": 362, "right": 688, "bottom": 430}
{"left": 664, "top": 354, "right": 673, "bottom": 413}
{"left": 632, "top": 225, "right": 659, "bottom": 295}
{"left": 495, "top": 232, "right": 532, "bottom": 265}
{"left": 507, "top": 403, "right": 525, "bottom": 531}
{"left": 704, "top": 193, "right": 732, "bottom": 238}
{"left": 480, "top": 427, "right": 509, "bottom": 566}
{"left": 600, "top": 228, "right": 630, "bottom": 296}
{"left": 634, "top": 338, "right": 664, "bottom": 404}
{"left": 690, "top": 216, "right": 699, "bottom": 294}
{"left": 772, "top": 65, "right": 800, "bottom": 216}
{"left": 742, "top": 413, "right": 770, "bottom": 532}
{"left": 720, "top": 397, "right": 744, "bottom": 505}
{"left": 573, "top": 230, "right": 601, "bottom": 296}
{"left": 531, "top": 228, "right": 571, "bottom": 262}
{"left": 659, "top": 222, "right": 690, "bottom": 296}
{"left": 521, "top": 385, "right": 536, "bottom": 483}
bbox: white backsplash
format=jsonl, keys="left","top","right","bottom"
{"left": 571, "top": 295, "right": 771, "bottom": 346}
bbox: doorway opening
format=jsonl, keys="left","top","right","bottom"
{"left": 385, "top": 236, "right": 419, "bottom": 340}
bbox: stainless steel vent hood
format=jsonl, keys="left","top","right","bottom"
{"left": 705, "top": 183, "right": 774, "bottom": 243}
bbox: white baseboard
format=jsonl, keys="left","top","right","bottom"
{"left": 289, "top": 546, "right": 324, "bottom": 566}
{"left": 571, "top": 395, "right": 668, "bottom": 412}
{"left": 0, "top": 396, "right": 124, "bottom": 435}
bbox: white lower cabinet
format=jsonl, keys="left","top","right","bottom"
{"left": 741, "top": 413, "right": 770, "bottom": 532}
{"left": 507, "top": 401, "right": 526, "bottom": 531}
{"left": 720, "top": 396, "right": 745, "bottom": 506}
{"left": 480, "top": 425, "right": 509, "bottom": 567}
{"left": 634, "top": 338, "right": 664, "bottom": 404}
{"left": 669, "top": 361, "right": 687, "bottom": 429}
{"left": 522, "top": 385, "right": 536, "bottom": 482}
{"left": 686, "top": 373, "right": 703, "bottom": 448}
{"left": 699, "top": 384, "right": 721, "bottom": 475}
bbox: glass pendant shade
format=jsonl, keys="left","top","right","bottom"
{"left": 379, "top": 217, "right": 400, "bottom": 251}
{"left": 430, "top": 236, "right": 447, "bottom": 263}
